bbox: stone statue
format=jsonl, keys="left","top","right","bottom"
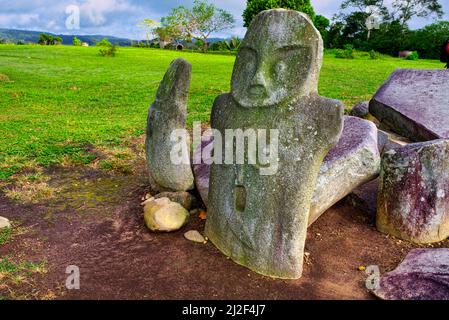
{"left": 146, "top": 58, "right": 194, "bottom": 192}
{"left": 205, "top": 9, "right": 344, "bottom": 279}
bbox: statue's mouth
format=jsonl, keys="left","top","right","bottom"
{"left": 249, "top": 85, "right": 267, "bottom": 98}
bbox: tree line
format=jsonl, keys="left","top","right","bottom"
{"left": 140, "top": 0, "right": 446, "bottom": 59}
{"left": 325, "top": 0, "right": 447, "bottom": 59}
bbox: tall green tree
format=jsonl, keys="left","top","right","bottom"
{"left": 38, "top": 33, "right": 50, "bottom": 45}
{"left": 339, "top": 0, "right": 444, "bottom": 29}
{"left": 336, "top": 0, "right": 444, "bottom": 50}
{"left": 340, "top": 0, "right": 390, "bottom": 20}
{"left": 138, "top": 19, "right": 157, "bottom": 45}
{"left": 162, "top": 0, "right": 235, "bottom": 51}
{"left": 405, "top": 21, "right": 449, "bottom": 58}
{"left": 38, "top": 33, "right": 62, "bottom": 45}
{"left": 391, "top": 0, "right": 444, "bottom": 29}
{"left": 243, "top": 0, "right": 315, "bottom": 27}
{"left": 72, "top": 37, "right": 82, "bottom": 46}
{"left": 338, "top": 0, "right": 390, "bottom": 40}
{"left": 313, "top": 15, "right": 330, "bottom": 46}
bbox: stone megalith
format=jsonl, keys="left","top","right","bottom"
{"left": 308, "top": 116, "right": 380, "bottom": 225}
{"left": 145, "top": 58, "right": 194, "bottom": 192}
{"left": 369, "top": 69, "right": 449, "bottom": 142}
{"left": 377, "top": 140, "right": 449, "bottom": 244}
{"left": 194, "top": 116, "right": 380, "bottom": 224}
{"left": 205, "top": 9, "right": 344, "bottom": 279}
{"left": 372, "top": 248, "right": 449, "bottom": 300}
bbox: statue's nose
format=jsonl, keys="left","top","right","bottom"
{"left": 249, "top": 69, "right": 267, "bottom": 96}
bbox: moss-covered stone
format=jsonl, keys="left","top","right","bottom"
{"left": 145, "top": 58, "right": 194, "bottom": 192}
{"left": 144, "top": 198, "right": 189, "bottom": 232}
{"left": 194, "top": 116, "right": 381, "bottom": 225}
{"left": 205, "top": 10, "right": 344, "bottom": 279}
{"left": 377, "top": 139, "right": 449, "bottom": 243}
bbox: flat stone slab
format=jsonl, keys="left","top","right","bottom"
{"left": 377, "top": 139, "right": 449, "bottom": 244}
{"left": 194, "top": 116, "right": 380, "bottom": 226}
{"left": 372, "top": 248, "right": 449, "bottom": 300}
{"left": 309, "top": 116, "right": 380, "bottom": 224}
{"left": 370, "top": 69, "right": 449, "bottom": 142}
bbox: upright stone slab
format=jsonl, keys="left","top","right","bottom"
{"left": 205, "top": 9, "right": 344, "bottom": 279}
{"left": 377, "top": 139, "right": 449, "bottom": 244}
{"left": 369, "top": 69, "right": 449, "bottom": 142}
{"left": 146, "top": 58, "right": 194, "bottom": 192}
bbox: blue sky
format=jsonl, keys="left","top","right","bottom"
{"left": 0, "top": 0, "right": 448, "bottom": 39}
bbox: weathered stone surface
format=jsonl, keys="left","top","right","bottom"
{"left": 192, "top": 134, "right": 214, "bottom": 208}
{"left": 309, "top": 116, "right": 380, "bottom": 225}
{"left": 347, "top": 178, "right": 379, "bottom": 219}
{"left": 205, "top": 9, "right": 344, "bottom": 279}
{"left": 145, "top": 58, "right": 194, "bottom": 192}
{"left": 377, "top": 130, "right": 389, "bottom": 153}
{"left": 144, "top": 197, "right": 189, "bottom": 232}
{"left": 377, "top": 129, "right": 411, "bottom": 154}
{"left": 154, "top": 191, "right": 197, "bottom": 210}
{"left": 194, "top": 116, "right": 380, "bottom": 226}
{"left": 184, "top": 230, "right": 206, "bottom": 243}
{"left": 377, "top": 140, "right": 449, "bottom": 243}
{"left": 0, "top": 216, "right": 11, "bottom": 229}
{"left": 372, "top": 248, "right": 449, "bottom": 300}
{"left": 369, "top": 69, "right": 449, "bottom": 142}
{"left": 349, "top": 101, "right": 369, "bottom": 118}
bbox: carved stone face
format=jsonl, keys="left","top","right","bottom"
{"left": 231, "top": 10, "right": 323, "bottom": 108}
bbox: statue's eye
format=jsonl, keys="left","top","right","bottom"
{"left": 274, "top": 62, "right": 286, "bottom": 75}
{"left": 236, "top": 46, "right": 258, "bottom": 75}
{"left": 239, "top": 47, "right": 257, "bottom": 61}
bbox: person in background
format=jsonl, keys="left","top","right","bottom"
{"left": 441, "top": 38, "right": 449, "bottom": 69}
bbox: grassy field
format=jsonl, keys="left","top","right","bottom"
{"left": 0, "top": 45, "right": 444, "bottom": 180}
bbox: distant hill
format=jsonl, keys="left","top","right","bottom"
{"left": 0, "top": 28, "right": 137, "bottom": 46}
{"left": 0, "top": 29, "right": 228, "bottom": 46}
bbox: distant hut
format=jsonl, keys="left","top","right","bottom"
{"left": 81, "top": 42, "right": 89, "bottom": 47}
{"left": 399, "top": 51, "right": 413, "bottom": 58}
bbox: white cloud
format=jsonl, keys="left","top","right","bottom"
{"left": 79, "top": 0, "right": 142, "bottom": 26}
{"left": 0, "top": 0, "right": 446, "bottom": 39}
{"left": 0, "top": 13, "right": 39, "bottom": 26}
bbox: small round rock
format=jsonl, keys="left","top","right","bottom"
{"left": 184, "top": 230, "right": 206, "bottom": 243}
{"left": 144, "top": 199, "right": 189, "bottom": 233}
{"left": 0, "top": 216, "right": 11, "bottom": 229}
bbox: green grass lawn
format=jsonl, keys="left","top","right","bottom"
{"left": 0, "top": 45, "right": 444, "bottom": 180}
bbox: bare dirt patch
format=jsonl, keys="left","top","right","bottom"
{"left": 0, "top": 152, "right": 447, "bottom": 300}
